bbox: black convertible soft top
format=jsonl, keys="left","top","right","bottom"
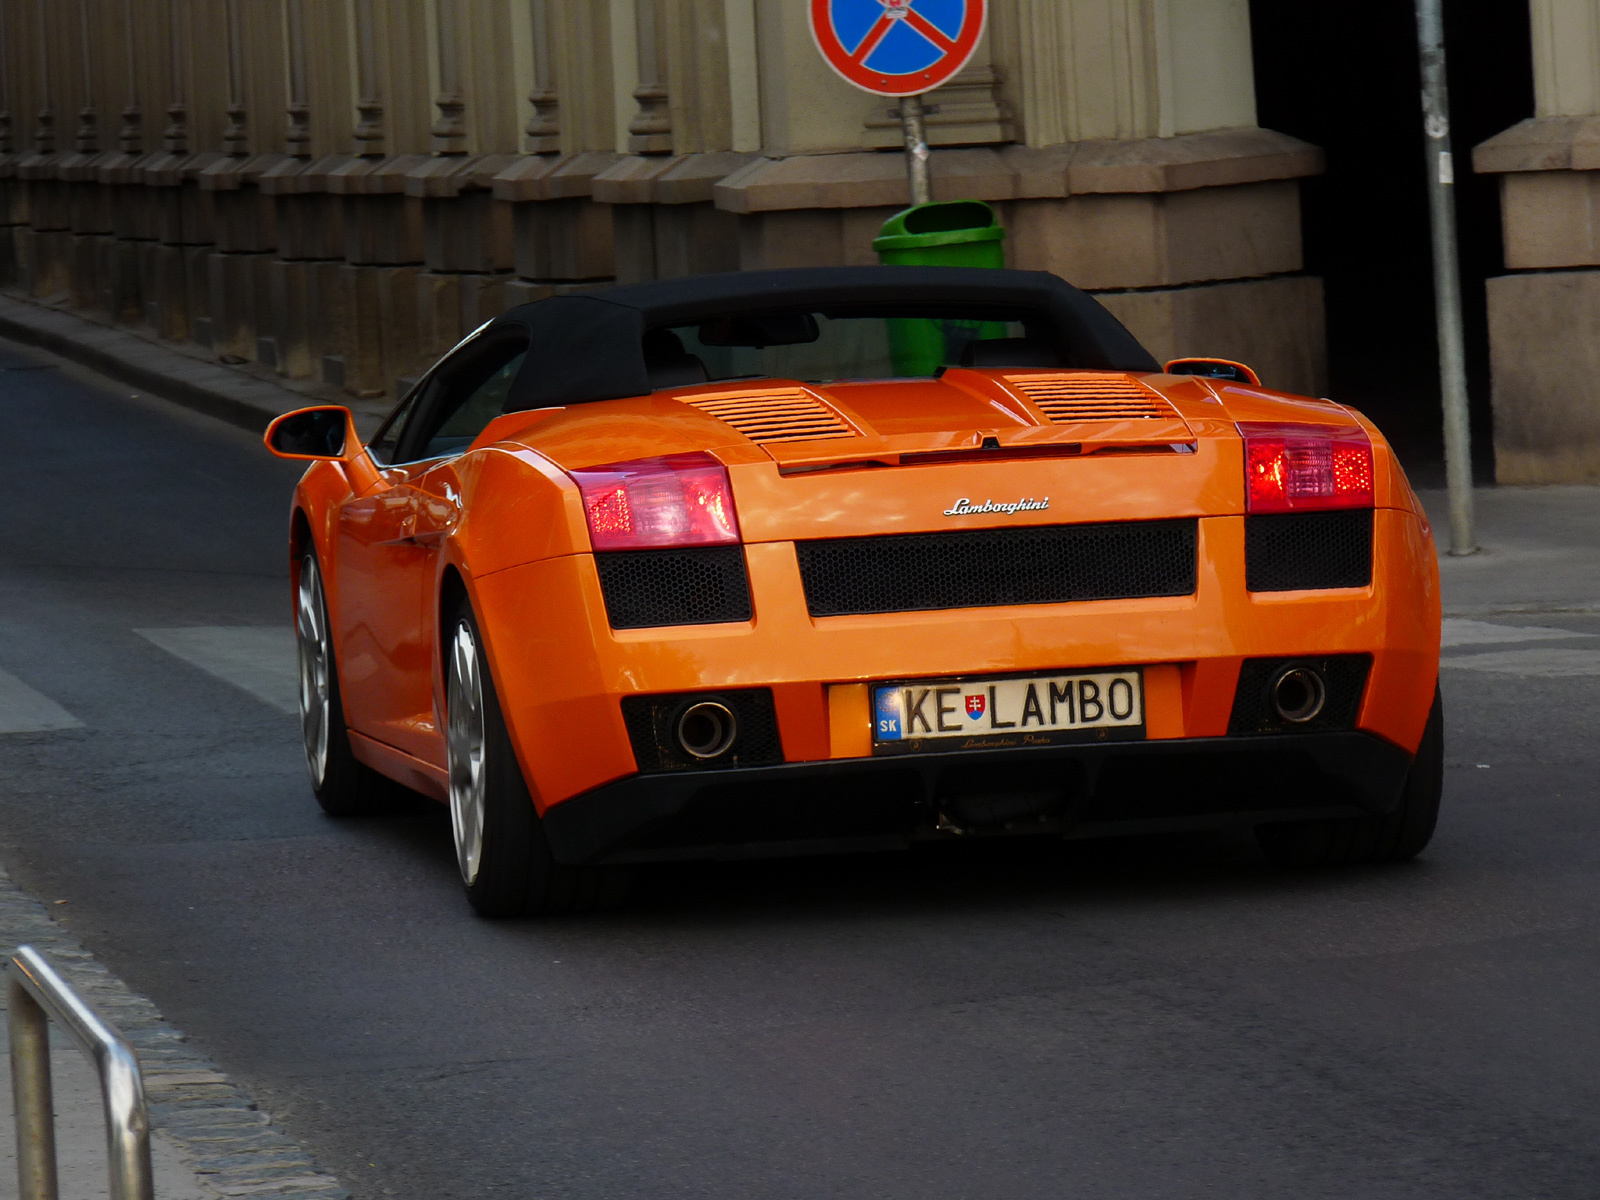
{"left": 487, "top": 266, "right": 1158, "bottom": 410}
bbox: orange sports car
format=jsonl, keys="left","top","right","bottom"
{"left": 265, "top": 266, "right": 1442, "bottom": 916}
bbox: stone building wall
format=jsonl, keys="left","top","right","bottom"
{"left": 1, "top": 0, "right": 1326, "bottom": 403}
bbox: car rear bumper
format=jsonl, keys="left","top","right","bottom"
{"left": 540, "top": 730, "right": 1413, "bottom": 865}
{"left": 472, "top": 508, "right": 1440, "bottom": 812}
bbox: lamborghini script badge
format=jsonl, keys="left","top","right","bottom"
{"left": 944, "top": 497, "right": 1050, "bottom": 516}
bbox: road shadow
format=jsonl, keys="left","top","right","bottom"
{"left": 342, "top": 784, "right": 1440, "bottom": 929}
{"left": 602, "top": 828, "right": 1437, "bottom": 928}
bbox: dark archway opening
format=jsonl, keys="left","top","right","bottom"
{"left": 1248, "top": 0, "right": 1533, "bottom": 484}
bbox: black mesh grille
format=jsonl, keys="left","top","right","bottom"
{"left": 621, "top": 689, "right": 784, "bottom": 773}
{"left": 1245, "top": 510, "right": 1373, "bottom": 592}
{"left": 795, "top": 519, "right": 1197, "bottom": 617}
{"left": 1228, "top": 655, "right": 1372, "bottom": 736}
{"left": 594, "top": 546, "right": 752, "bottom": 629}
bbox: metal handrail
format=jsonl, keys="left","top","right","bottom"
{"left": 8, "top": 944, "right": 153, "bottom": 1200}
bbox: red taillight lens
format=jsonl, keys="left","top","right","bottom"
{"left": 1239, "top": 422, "right": 1374, "bottom": 513}
{"left": 569, "top": 451, "right": 740, "bottom": 550}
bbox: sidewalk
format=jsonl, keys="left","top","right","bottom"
{"left": 1419, "top": 487, "right": 1600, "bottom": 616}
{"left": 0, "top": 293, "right": 393, "bottom": 437}
{"left": 0, "top": 866, "right": 346, "bottom": 1200}
{"left": 0, "top": 1029, "right": 211, "bottom": 1200}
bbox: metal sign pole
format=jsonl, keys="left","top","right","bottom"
{"left": 810, "top": 0, "right": 983, "bottom": 199}
{"left": 900, "top": 92, "right": 931, "bottom": 206}
{"left": 1414, "top": 0, "right": 1477, "bottom": 555}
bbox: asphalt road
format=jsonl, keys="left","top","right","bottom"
{"left": 4, "top": 346, "right": 1600, "bottom": 1199}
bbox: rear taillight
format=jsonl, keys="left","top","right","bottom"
{"left": 569, "top": 451, "right": 740, "bottom": 551}
{"left": 1239, "top": 422, "right": 1374, "bottom": 513}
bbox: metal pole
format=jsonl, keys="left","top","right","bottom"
{"left": 900, "top": 93, "right": 931, "bottom": 206}
{"left": 9, "top": 978, "right": 59, "bottom": 1200}
{"left": 1415, "top": 0, "right": 1476, "bottom": 555}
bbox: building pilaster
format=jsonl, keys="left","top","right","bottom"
{"left": 1474, "top": 0, "right": 1600, "bottom": 482}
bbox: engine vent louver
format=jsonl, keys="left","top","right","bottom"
{"left": 682, "top": 387, "right": 856, "bottom": 444}
{"left": 796, "top": 519, "right": 1198, "bottom": 616}
{"left": 1005, "top": 373, "right": 1178, "bottom": 423}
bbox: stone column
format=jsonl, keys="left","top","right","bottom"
{"left": 327, "top": 149, "right": 428, "bottom": 400}
{"left": 493, "top": 150, "right": 619, "bottom": 295}
{"left": 525, "top": 0, "right": 561, "bottom": 152}
{"left": 17, "top": 0, "right": 70, "bottom": 299}
{"left": 136, "top": 0, "right": 222, "bottom": 343}
{"left": 594, "top": 0, "right": 762, "bottom": 282}
{"left": 407, "top": 0, "right": 516, "bottom": 366}
{"left": 491, "top": 0, "right": 621, "bottom": 299}
{"left": 1473, "top": 0, "right": 1600, "bottom": 482}
{"left": 221, "top": 0, "right": 249, "bottom": 155}
{"left": 324, "top": 0, "right": 428, "bottom": 400}
{"left": 597, "top": 0, "right": 675, "bottom": 280}
{"left": 594, "top": 150, "right": 753, "bottom": 282}
{"left": 627, "top": 0, "right": 671, "bottom": 153}
{"left": 58, "top": 0, "right": 120, "bottom": 314}
{"left": 96, "top": 0, "right": 154, "bottom": 325}
{"left": 256, "top": 0, "right": 354, "bottom": 380}
{"left": 199, "top": 0, "right": 289, "bottom": 362}
{"left": 0, "top": 0, "right": 26, "bottom": 286}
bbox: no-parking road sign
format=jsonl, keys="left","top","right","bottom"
{"left": 809, "top": 0, "right": 987, "bottom": 97}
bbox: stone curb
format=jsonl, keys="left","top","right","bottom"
{"left": 0, "top": 865, "right": 349, "bottom": 1200}
{"left": 0, "top": 293, "right": 392, "bottom": 437}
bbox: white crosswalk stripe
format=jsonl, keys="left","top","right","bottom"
{"left": 1439, "top": 618, "right": 1600, "bottom": 676}
{"left": 1441, "top": 618, "right": 1596, "bottom": 648}
{"left": 0, "top": 668, "right": 82, "bottom": 733}
{"left": 1441, "top": 647, "right": 1600, "bottom": 677}
{"left": 137, "top": 626, "right": 298, "bottom": 715}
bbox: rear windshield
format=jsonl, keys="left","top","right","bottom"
{"left": 661, "top": 308, "right": 1038, "bottom": 384}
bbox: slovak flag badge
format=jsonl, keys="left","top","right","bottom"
{"left": 965, "top": 693, "right": 985, "bottom": 718}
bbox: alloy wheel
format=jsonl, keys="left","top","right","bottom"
{"left": 295, "top": 553, "right": 332, "bottom": 787}
{"left": 447, "top": 619, "right": 487, "bottom": 885}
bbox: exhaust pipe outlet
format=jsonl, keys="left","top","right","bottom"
{"left": 676, "top": 701, "right": 737, "bottom": 760}
{"left": 1271, "top": 666, "right": 1326, "bottom": 724}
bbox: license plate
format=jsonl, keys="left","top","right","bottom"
{"left": 871, "top": 669, "right": 1144, "bottom": 755}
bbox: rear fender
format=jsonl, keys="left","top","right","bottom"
{"left": 429, "top": 446, "right": 596, "bottom": 808}
{"left": 433, "top": 549, "right": 628, "bottom": 814}
{"left": 1357, "top": 507, "right": 1441, "bottom": 754}
{"left": 448, "top": 445, "right": 591, "bottom": 574}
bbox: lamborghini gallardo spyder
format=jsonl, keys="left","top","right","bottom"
{"left": 265, "top": 266, "right": 1442, "bottom": 915}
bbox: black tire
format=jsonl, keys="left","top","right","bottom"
{"left": 297, "top": 548, "right": 398, "bottom": 817}
{"left": 446, "top": 598, "right": 627, "bottom": 917}
{"left": 1257, "top": 686, "right": 1444, "bottom": 867}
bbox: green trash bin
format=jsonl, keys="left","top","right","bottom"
{"left": 872, "top": 199, "right": 1007, "bottom": 376}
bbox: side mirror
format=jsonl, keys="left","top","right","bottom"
{"left": 1165, "top": 357, "right": 1261, "bottom": 387}
{"left": 264, "top": 406, "right": 358, "bottom": 461}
